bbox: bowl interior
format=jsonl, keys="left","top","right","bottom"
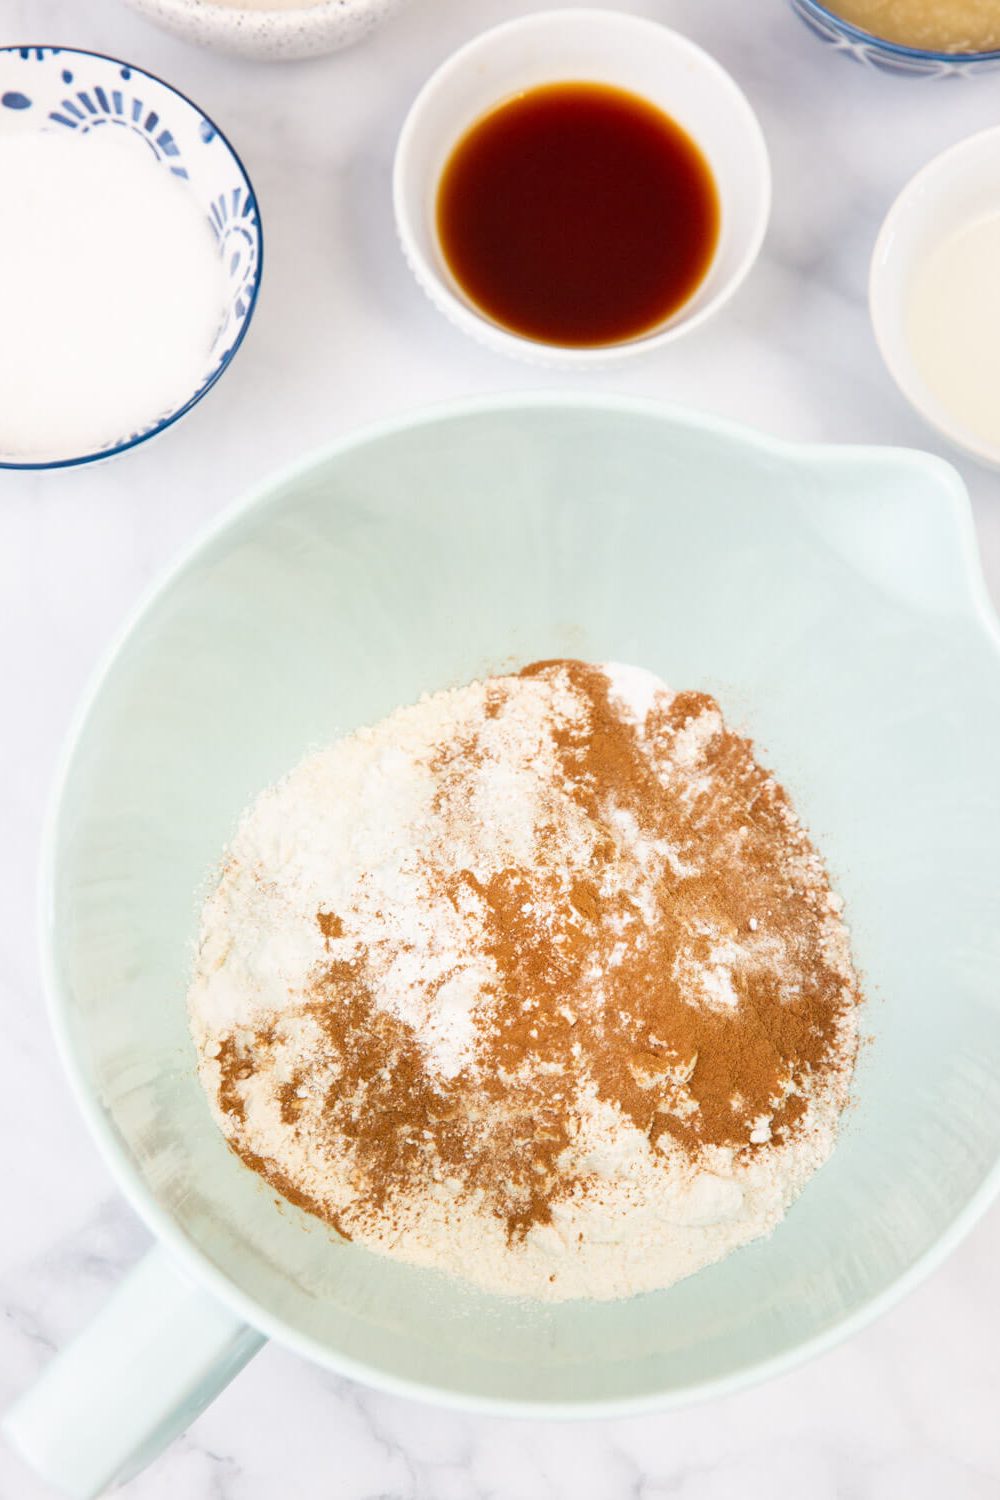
{"left": 0, "top": 46, "right": 260, "bottom": 467}
{"left": 870, "top": 129, "right": 1000, "bottom": 467}
{"left": 49, "top": 400, "right": 1000, "bottom": 1409}
{"left": 395, "top": 12, "right": 769, "bottom": 353}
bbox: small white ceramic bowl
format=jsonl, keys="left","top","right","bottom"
{"left": 393, "top": 9, "right": 771, "bottom": 367}
{"left": 122, "top": 0, "right": 408, "bottom": 62}
{"left": 870, "top": 126, "right": 1000, "bottom": 469}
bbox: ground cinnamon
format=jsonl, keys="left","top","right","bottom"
{"left": 213, "top": 660, "right": 859, "bottom": 1246}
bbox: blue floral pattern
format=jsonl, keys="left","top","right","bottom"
{"left": 789, "top": 0, "right": 1000, "bottom": 75}
{"left": 0, "top": 45, "right": 263, "bottom": 469}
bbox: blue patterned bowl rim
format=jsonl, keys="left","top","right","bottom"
{"left": 793, "top": 0, "right": 1000, "bottom": 63}
{"left": 0, "top": 45, "right": 264, "bottom": 472}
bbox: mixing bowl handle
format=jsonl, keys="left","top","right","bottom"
{"left": 2, "top": 1244, "right": 265, "bottom": 1498}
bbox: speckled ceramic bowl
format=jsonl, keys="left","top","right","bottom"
{"left": 122, "top": 0, "right": 409, "bottom": 61}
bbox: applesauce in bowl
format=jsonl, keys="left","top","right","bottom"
{"left": 791, "top": 0, "right": 1000, "bottom": 71}
{"left": 831, "top": 0, "right": 1000, "bottom": 52}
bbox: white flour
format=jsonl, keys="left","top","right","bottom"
{"left": 189, "top": 663, "right": 860, "bottom": 1302}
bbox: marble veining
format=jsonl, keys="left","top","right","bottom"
{"left": 2, "top": 0, "right": 1000, "bottom": 1494}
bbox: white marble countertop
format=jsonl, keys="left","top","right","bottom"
{"left": 3, "top": 0, "right": 1000, "bottom": 1494}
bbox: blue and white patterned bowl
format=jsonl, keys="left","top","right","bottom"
{"left": 0, "top": 46, "right": 262, "bottom": 470}
{"left": 789, "top": 0, "right": 1000, "bottom": 76}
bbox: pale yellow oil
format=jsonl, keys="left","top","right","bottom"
{"left": 906, "top": 212, "right": 1000, "bottom": 450}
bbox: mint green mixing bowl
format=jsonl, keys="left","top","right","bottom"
{"left": 9, "top": 397, "right": 1000, "bottom": 1498}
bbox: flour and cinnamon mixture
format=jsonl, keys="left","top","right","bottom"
{"left": 189, "top": 660, "right": 862, "bottom": 1301}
